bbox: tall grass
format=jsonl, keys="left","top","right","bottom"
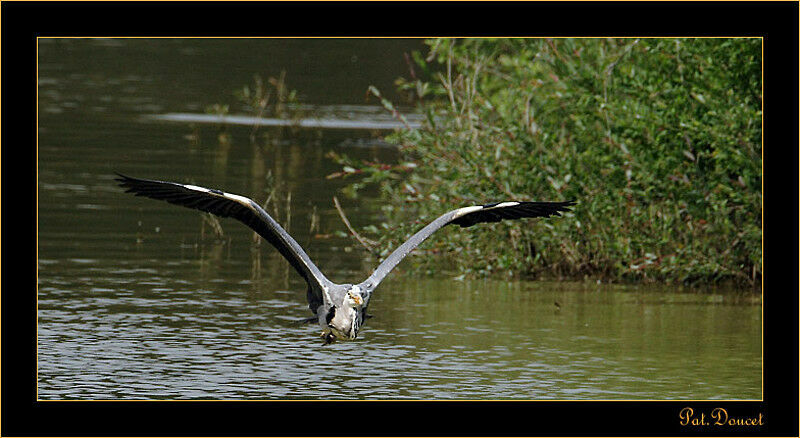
{"left": 332, "top": 38, "right": 762, "bottom": 289}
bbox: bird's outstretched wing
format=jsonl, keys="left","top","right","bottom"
{"left": 115, "top": 173, "right": 332, "bottom": 295}
{"left": 359, "top": 200, "right": 575, "bottom": 295}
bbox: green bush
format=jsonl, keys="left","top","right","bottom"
{"left": 334, "top": 38, "right": 762, "bottom": 288}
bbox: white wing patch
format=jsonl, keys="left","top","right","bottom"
{"left": 182, "top": 183, "right": 253, "bottom": 207}
{"left": 183, "top": 184, "right": 210, "bottom": 193}
{"left": 452, "top": 206, "right": 482, "bottom": 219}
{"left": 486, "top": 201, "right": 520, "bottom": 209}
{"left": 452, "top": 202, "right": 520, "bottom": 219}
{"left": 223, "top": 192, "right": 254, "bottom": 206}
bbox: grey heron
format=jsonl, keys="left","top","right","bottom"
{"left": 116, "top": 173, "right": 575, "bottom": 344}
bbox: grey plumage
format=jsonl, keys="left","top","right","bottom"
{"left": 116, "top": 173, "right": 574, "bottom": 343}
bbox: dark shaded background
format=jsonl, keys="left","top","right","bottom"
{"left": 4, "top": 1, "right": 797, "bottom": 436}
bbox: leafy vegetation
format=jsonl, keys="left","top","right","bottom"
{"left": 331, "top": 38, "right": 762, "bottom": 289}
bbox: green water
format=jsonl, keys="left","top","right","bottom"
{"left": 37, "top": 38, "right": 761, "bottom": 400}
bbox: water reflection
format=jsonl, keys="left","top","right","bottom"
{"left": 39, "top": 256, "right": 761, "bottom": 400}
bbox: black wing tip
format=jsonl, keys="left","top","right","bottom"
{"left": 518, "top": 199, "right": 576, "bottom": 211}
{"left": 548, "top": 200, "right": 576, "bottom": 216}
{"left": 452, "top": 198, "right": 577, "bottom": 227}
{"left": 481, "top": 199, "right": 577, "bottom": 208}
{"left": 114, "top": 173, "right": 170, "bottom": 191}
{"left": 113, "top": 171, "right": 129, "bottom": 181}
{"left": 558, "top": 199, "right": 577, "bottom": 210}
{"left": 114, "top": 172, "right": 141, "bottom": 186}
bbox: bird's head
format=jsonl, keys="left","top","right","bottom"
{"left": 345, "top": 285, "right": 364, "bottom": 307}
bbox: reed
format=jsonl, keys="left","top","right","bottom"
{"left": 331, "top": 38, "right": 762, "bottom": 289}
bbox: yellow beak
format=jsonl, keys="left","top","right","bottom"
{"left": 350, "top": 293, "right": 363, "bottom": 305}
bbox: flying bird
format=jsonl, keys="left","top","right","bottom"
{"left": 116, "top": 173, "right": 575, "bottom": 344}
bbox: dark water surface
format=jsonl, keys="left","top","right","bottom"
{"left": 37, "top": 38, "right": 761, "bottom": 400}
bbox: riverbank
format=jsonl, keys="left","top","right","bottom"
{"left": 331, "top": 38, "right": 762, "bottom": 290}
